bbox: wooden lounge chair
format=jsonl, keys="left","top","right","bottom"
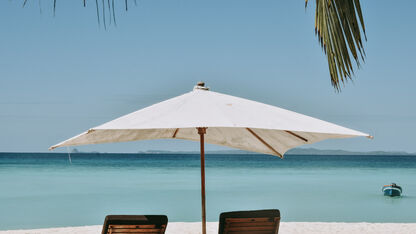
{"left": 218, "top": 209, "right": 280, "bottom": 234}
{"left": 101, "top": 215, "right": 168, "bottom": 234}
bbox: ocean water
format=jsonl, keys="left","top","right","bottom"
{"left": 0, "top": 153, "right": 415, "bottom": 230}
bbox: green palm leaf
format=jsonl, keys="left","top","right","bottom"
{"left": 306, "top": 0, "right": 367, "bottom": 90}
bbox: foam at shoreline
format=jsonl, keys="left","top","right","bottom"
{"left": 1, "top": 222, "right": 416, "bottom": 234}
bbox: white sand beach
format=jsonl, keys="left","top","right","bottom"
{"left": 1, "top": 222, "right": 416, "bottom": 234}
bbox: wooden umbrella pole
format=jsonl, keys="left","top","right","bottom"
{"left": 197, "top": 127, "right": 207, "bottom": 234}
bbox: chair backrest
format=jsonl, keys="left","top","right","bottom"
{"left": 102, "top": 215, "right": 168, "bottom": 234}
{"left": 219, "top": 209, "right": 280, "bottom": 234}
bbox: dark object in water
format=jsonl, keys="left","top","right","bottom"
{"left": 382, "top": 183, "right": 402, "bottom": 197}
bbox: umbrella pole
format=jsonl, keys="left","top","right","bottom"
{"left": 198, "top": 127, "right": 207, "bottom": 234}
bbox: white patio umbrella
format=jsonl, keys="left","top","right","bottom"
{"left": 50, "top": 82, "right": 372, "bottom": 234}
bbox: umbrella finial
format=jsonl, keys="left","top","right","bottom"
{"left": 194, "top": 82, "right": 210, "bottom": 91}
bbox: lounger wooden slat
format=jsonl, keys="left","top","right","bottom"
{"left": 226, "top": 222, "right": 275, "bottom": 227}
{"left": 102, "top": 215, "right": 167, "bottom": 234}
{"left": 108, "top": 228, "right": 163, "bottom": 233}
{"left": 225, "top": 225, "right": 276, "bottom": 231}
{"left": 219, "top": 209, "right": 280, "bottom": 234}
{"left": 226, "top": 231, "right": 275, "bottom": 234}
{"left": 109, "top": 225, "right": 157, "bottom": 229}
{"left": 225, "top": 218, "right": 273, "bottom": 223}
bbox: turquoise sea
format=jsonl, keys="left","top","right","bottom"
{"left": 0, "top": 153, "right": 415, "bottom": 230}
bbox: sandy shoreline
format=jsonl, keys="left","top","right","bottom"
{"left": 1, "top": 222, "right": 416, "bottom": 234}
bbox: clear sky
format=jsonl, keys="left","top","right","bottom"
{"left": 1, "top": 0, "right": 415, "bottom": 153}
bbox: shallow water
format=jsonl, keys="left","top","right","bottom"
{"left": 0, "top": 153, "right": 415, "bottom": 230}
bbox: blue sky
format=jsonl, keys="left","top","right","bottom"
{"left": 1, "top": 0, "right": 415, "bottom": 153}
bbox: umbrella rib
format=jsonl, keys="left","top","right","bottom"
{"left": 246, "top": 128, "right": 283, "bottom": 158}
{"left": 285, "top": 130, "right": 308, "bottom": 142}
{"left": 172, "top": 128, "right": 179, "bottom": 138}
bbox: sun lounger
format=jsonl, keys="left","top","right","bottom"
{"left": 101, "top": 215, "right": 168, "bottom": 234}
{"left": 218, "top": 209, "right": 280, "bottom": 234}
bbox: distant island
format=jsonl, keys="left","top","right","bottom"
{"left": 63, "top": 147, "right": 416, "bottom": 156}
{"left": 1, "top": 148, "right": 415, "bottom": 156}
{"left": 135, "top": 148, "right": 416, "bottom": 156}
{"left": 286, "top": 148, "right": 415, "bottom": 156}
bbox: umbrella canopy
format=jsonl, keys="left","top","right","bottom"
{"left": 50, "top": 82, "right": 372, "bottom": 234}
{"left": 50, "top": 83, "right": 371, "bottom": 156}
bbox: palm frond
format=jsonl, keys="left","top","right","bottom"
{"left": 95, "top": 0, "right": 100, "bottom": 26}
{"left": 306, "top": 0, "right": 367, "bottom": 91}
{"left": 20, "top": 0, "right": 130, "bottom": 28}
{"left": 102, "top": 0, "right": 106, "bottom": 30}
{"left": 53, "top": 0, "right": 56, "bottom": 16}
